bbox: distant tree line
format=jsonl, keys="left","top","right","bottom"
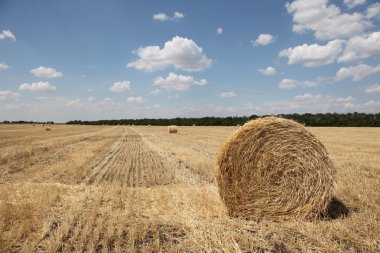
{"left": 1, "top": 120, "right": 55, "bottom": 125}
{"left": 66, "top": 112, "right": 380, "bottom": 127}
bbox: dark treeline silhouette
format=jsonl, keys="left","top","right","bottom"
{"left": 66, "top": 112, "right": 380, "bottom": 127}
{"left": 2, "top": 120, "right": 55, "bottom": 125}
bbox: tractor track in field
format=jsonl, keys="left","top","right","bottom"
{"left": 83, "top": 128, "right": 175, "bottom": 187}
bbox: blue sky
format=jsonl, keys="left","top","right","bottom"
{"left": 0, "top": 0, "right": 380, "bottom": 122}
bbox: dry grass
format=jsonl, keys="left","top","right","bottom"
{"left": 0, "top": 124, "right": 379, "bottom": 252}
{"left": 216, "top": 117, "right": 336, "bottom": 220}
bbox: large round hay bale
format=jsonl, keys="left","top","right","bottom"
{"left": 216, "top": 117, "right": 335, "bottom": 220}
{"left": 168, "top": 125, "right": 178, "bottom": 134}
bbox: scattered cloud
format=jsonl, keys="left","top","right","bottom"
{"left": 338, "top": 31, "right": 380, "bottom": 62}
{"left": 153, "top": 13, "right": 169, "bottom": 21}
{"left": 265, "top": 93, "right": 362, "bottom": 113}
{"left": 0, "top": 62, "right": 9, "bottom": 70}
{"left": 87, "top": 96, "right": 96, "bottom": 102}
{"left": 344, "top": 0, "right": 366, "bottom": 9}
{"left": 174, "top": 12, "right": 184, "bottom": 19}
{"left": 336, "top": 96, "right": 356, "bottom": 102}
{"left": 153, "top": 72, "right": 207, "bottom": 91}
{"left": 19, "top": 81, "right": 56, "bottom": 91}
{"left": 153, "top": 12, "right": 184, "bottom": 21}
{"left": 294, "top": 93, "right": 322, "bottom": 101}
{"left": 127, "top": 96, "right": 143, "bottom": 103}
{"left": 258, "top": 66, "right": 276, "bottom": 76}
{"left": 278, "top": 79, "right": 297, "bottom": 89}
{"left": 30, "top": 66, "right": 62, "bottom": 78}
{"left": 286, "top": 0, "right": 371, "bottom": 40}
{"left": 364, "top": 100, "right": 380, "bottom": 107}
{"left": 0, "top": 30, "right": 16, "bottom": 41}
{"left": 366, "top": 3, "right": 380, "bottom": 19}
{"left": 278, "top": 78, "right": 321, "bottom": 89}
{"left": 110, "top": 80, "right": 131, "bottom": 92}
{"left": 66, "top": 99, "right": 80, "bottom": 106}
{"left": 217, "top": 27, "right": 223, "bottom": 34}
{"left": 335, "top": 64, "right": 380, "bottom": 81}
{"left": 87, "top": 88, "right": 93, "bottom": 93}
{"left": 218, "top": 91, "right": 236, "bottom": 98}
{"left": 252, "top": 33, "right": 275, "bottom": 46}
{"left": 104, "top": 97, "right": 112, "bottom": 102}
{"left": 150, "top": 89, "right": 161, "bottom": 95}
{"left": 153, "top": 104, "right": 160, "bottom": 109}
{"left": 365, "top": 84, "right": 380, "bottom": 93}
{"left": 279, "top": 40, "right": 343, "bottom": 67}
{"left": 0, "top": 90, "right": 19, "bottom": 100}
{"left": 127, "top": 36, "right": 212, "bottom": 72}
{"left": 363, "top": 100, "right": 380, "bottom": 112}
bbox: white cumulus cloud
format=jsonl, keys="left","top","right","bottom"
{"left": 336, "top": 96, "right": 356, "bottom": 102}
{"left": 127, "top": 96, "right": 143, "bottom": 103}
{"left": 153, "top": 13, "right": 169, "bottom": 21}
{"left": 365, "top": 84, "right": 380, "bottom": 93}
{"left": 0, "top": 30, "right": 16, "bottom": 41}
{"left": 366, "top": 3, "right": 380, "bottom": 19}
{"left": 153, "top": 12, "right": 184, "bottom": 21}
{"left": 0, "top": 62, "right": 9, "bottom": 70}
{"left": 252, "top": 33, "right": 275, "bottom": 46}
{"left": 286, "top": 0, "right": 371, "bottom": 40}
{"left": 19, "top": 81, "right": 56, "bottom": 91}
{"left": 294, "top": 93, "right": 322, "bottom": 101}
{"left": 0, "top": 90, "right": 19, "bottom": 100}
{"left": 154, "top": 72, "right": 207, "bottom": 91}
{"left": 110, "top": 80, "right": 131, "bottom": 92}
{"left": 365, "top": 100, "right": 380, "bottom": 107}
{"left": 127, "top": 36, "right": 212, "bottom": 72}
{"left": 279, "top": 40, "right": 343, "bottom": 67}
{"left": 218, "top": 91, "right": 236, "bottom": 98}
{"left": 258, "top": 66, "right": 276, "bottom": 76}
{"left": 87, "top": 97, "right": 96, "bottom": 102}
{"left": 344, "top": 0, "right": 366, "bottom": 9}
{"left": 30, "top": 66, "right": 62, "bottom": 78}
{"left": 335, "top": 64, "right": 380, "bottom": 81}
{"left": 174, "top": 12, "right": 184, "bottom": 19}
{"left": 150, "top": 89, "right": 161, "bottom": 95}
{"left": 338, "top": 31, "right": 380, "bottom": 62}
{"left": 217, "top": 27, "right": 223, "bottom": 35}
{"left": 278, "top": 78, "right": 321, "bottom": 89}
{"left": 67, "top": 99, "right": 80, "bottom": 106}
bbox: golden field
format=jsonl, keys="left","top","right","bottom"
{"left": 0, "top": 124, "right": 379, "bottom": 252}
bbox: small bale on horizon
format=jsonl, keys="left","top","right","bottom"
{"left": 45, "top": 127, "right": 51, "bottom": 131}
{"left": 168, "top": 125, "right": 178, "bottom": 134}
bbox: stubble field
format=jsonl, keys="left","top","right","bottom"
{"left": 0, "top": 124, "right": 379, "bottom": 252}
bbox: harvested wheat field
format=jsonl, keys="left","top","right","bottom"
{"left": 0, "top": 124, "right": 379, "bottom": 252}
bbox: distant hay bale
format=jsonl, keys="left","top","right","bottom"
{"left": 192, "top": 124, "right": 196, "bottom": 126}
{"left": 148, "top": 125, "right": 151, "bottom": 127}
{"left": 168, "top": 125, "right": 178, "bottom": 134}
{"left": 237, "top": 124, "right": 241, "bottom": 127}
{"left": 45, "top": 127, "right": 51, "bottom": 131}
{"left": 216, "top": 116, "right": 335, "bottom": 220}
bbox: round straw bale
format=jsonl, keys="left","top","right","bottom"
{"left": 216, "top": 116, "right": 335, "bottom": 220}
{"left": 45, "top": 127, "right": 51, "bottom": 131}
{"left": 168, "top": 125, "right": 178, "bottom": 134}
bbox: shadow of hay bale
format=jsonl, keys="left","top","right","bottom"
{"left": 325, "top": 197, "right": 349, "bottom": 219}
